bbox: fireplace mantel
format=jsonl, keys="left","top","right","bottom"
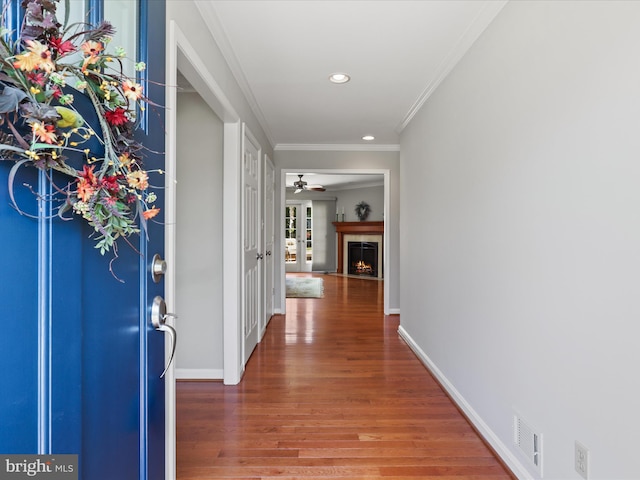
{"left": 332, "top": 221, "right": 384, "bottom": 274}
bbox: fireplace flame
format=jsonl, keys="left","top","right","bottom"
{"left": 354, "top": 260, "right": 373, "bottom": 274}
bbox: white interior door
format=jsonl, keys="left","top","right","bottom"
{"left": 242, "top": 126, "right": 261, "bottom": 364}
{"left": 263, "top": 156, "right": 275, "bottom": 333}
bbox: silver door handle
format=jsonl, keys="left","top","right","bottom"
{"left": 257, "top": 253, "right": 264, "bottom": 260}
{"left": 151, "top": 296, "right": 177, "bottom": 378}
{"left": 265, "top": 250, "right": 271, "bottom": 256}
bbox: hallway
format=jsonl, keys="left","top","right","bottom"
{"left": 176, "top": 274, "right": 514, "bottom": 479}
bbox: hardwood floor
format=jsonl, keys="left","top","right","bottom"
{"left": 176, "top": 273, "right": 514, "bottom": 479}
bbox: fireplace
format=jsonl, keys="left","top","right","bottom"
{"left": 332, "top": 221, "right": 384, "bottom": 278}
{"left": 348, "top": 242, "right": 378, "bottom": 277}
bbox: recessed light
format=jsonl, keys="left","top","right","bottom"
{"left": 362, "top": 135, "right": 375, "bottom": 141}
{"left": 329, "top": 72, "right": 350, "bottom": 84}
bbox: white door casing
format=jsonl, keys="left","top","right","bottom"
{"left": 279, "top": 169, "right": 391, "bottom": 315}
{"left": 263, "top": 156, "right": 275, "bottom": 336}
{"left": 166, "top": 24, "right": 246, "bottom": 480}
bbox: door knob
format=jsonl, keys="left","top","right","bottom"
{"left": 257, "top": 253, "right": 264, "bottom": 260}
{"left": 266, "top": 250, "right": 271, "bottom": 256}
{"left": 151, "top": 254, "right": 167, "bottom": 283}
{"left": 151, "top": 296, "right": 177, "bottom": 378}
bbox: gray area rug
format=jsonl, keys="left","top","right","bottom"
{"left": 285, "top": 277, "right": 324, "bottom": 298}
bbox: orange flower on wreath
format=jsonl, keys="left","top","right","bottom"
{"left": 31, "top": 122, "right": 57, "bottom": 144}
{"left": 118, "top": 152, "right": 133, "bottom": 170}
{"left": 76, "top": 165, "right": 98, "bottom": 202}
{"left": 80, "top": 40, "right": 103, "bottom": 57}
{"left": 13, "top": 40, "right": 55, "bottom": 72}
{"left": 80, "top": 40, "right": 103, "bottom": 72}
{"left": 126, "top": 170, "right": 149, "bottom": 190}
{"left": 76, "top": 179, "right": 95, "bottom": 202}
{"left": 142, "top": 207, "right": 160, "bottom": 220}
{"left": 122, "top": 80, "right": 143, "bottom": 101}
{"left": 79, "top": 164, "right": 97, "bottom": 184}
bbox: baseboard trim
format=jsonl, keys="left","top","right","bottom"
{"left": 387, "top": 308, "right": 400, "bottom": 315}
{"left": 175, "top": 368, "right": 223, "bottom": 380}
{"left": 397, "top": 326, "right": 531, "bottom": 479}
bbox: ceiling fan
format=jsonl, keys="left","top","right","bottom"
{"left": 293, "top": 174, "right": 326, "bottom": 193}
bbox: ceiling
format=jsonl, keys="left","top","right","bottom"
{"left": 196, "top": 0, "right": 507, "bottom": 148}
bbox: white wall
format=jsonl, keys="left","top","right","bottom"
{"left": 276, "top": 149, "right": 400, "bottom": 313}
{"left": 288, "top": 184, "right": 384, "bottom": 221}
{"left": 174, "top": 92, "right": 224, "bottom": 378}
{"left": 399, "top": 1, "right": 640, "bottom": 478}
{"left": 167, "top": 1, "right": 274, "bottom": 383}
{"left": 166, "top": 1, "right": 272, "bottom": 151}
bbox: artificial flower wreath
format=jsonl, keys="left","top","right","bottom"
{"left": 355, "top": 201, "right": 371, "bottom": 221}
{"left": 0, "top": 0, "right": 160, "bottom": 256}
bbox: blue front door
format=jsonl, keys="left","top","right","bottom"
{"left": 0, "top": 1, "right": 166, "bottom": 478}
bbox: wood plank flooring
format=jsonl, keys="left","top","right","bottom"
{"left": 176, "top": 273, "right": 514, "bottom": 479}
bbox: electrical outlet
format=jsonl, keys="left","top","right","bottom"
{"left": 575, "top": 441, "right": 589, "bottom": 479}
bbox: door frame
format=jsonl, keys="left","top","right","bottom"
{"left": 165, "top": 20, "right": 243, "bottom": 479}
{"left": 263, "top": 155, "right": 276, "bottom": 336}
{"left": 279, "top": 169, "right": 391, "bottom": 315}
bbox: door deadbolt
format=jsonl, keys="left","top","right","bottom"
{"left": 151, "top": 254, "right": 167, "bottom": 283}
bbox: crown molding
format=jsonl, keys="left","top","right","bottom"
{"left": 329, "top": 180, "right": 384, "bottom": 191}
{"left": 194, "top": 1, "right": 275, "bottom": 147}
{"left": 275, "top": 144, "right": 400, "bottom": 152}
{"left": 397, "top": 0, "right": 509, "bottom": 133}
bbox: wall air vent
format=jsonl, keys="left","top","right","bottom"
{"left": 514, "top": 413, "right": 543, "bottom": 475}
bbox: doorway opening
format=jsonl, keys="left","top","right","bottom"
{"left": 279, "top": 168, "right": 391, "bottom": 315}
{"left": 174, "top": 72, "right": 224, "bottom": 379}
{"left": 167, "top": 19, "right": 246, "bottom": 479}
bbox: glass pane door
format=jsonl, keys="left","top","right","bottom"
{"left": 285, "top": 202, "right": 312, "bottom": 272}
{"left": 285, "top": 206, "right": 297, "bottom": 265}
{"left": 306, "top": 206, "right": 312, "bottom": 263}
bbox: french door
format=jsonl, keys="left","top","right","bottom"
{"left": 285, "top": 202, "right": 313, "bottom": 272}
